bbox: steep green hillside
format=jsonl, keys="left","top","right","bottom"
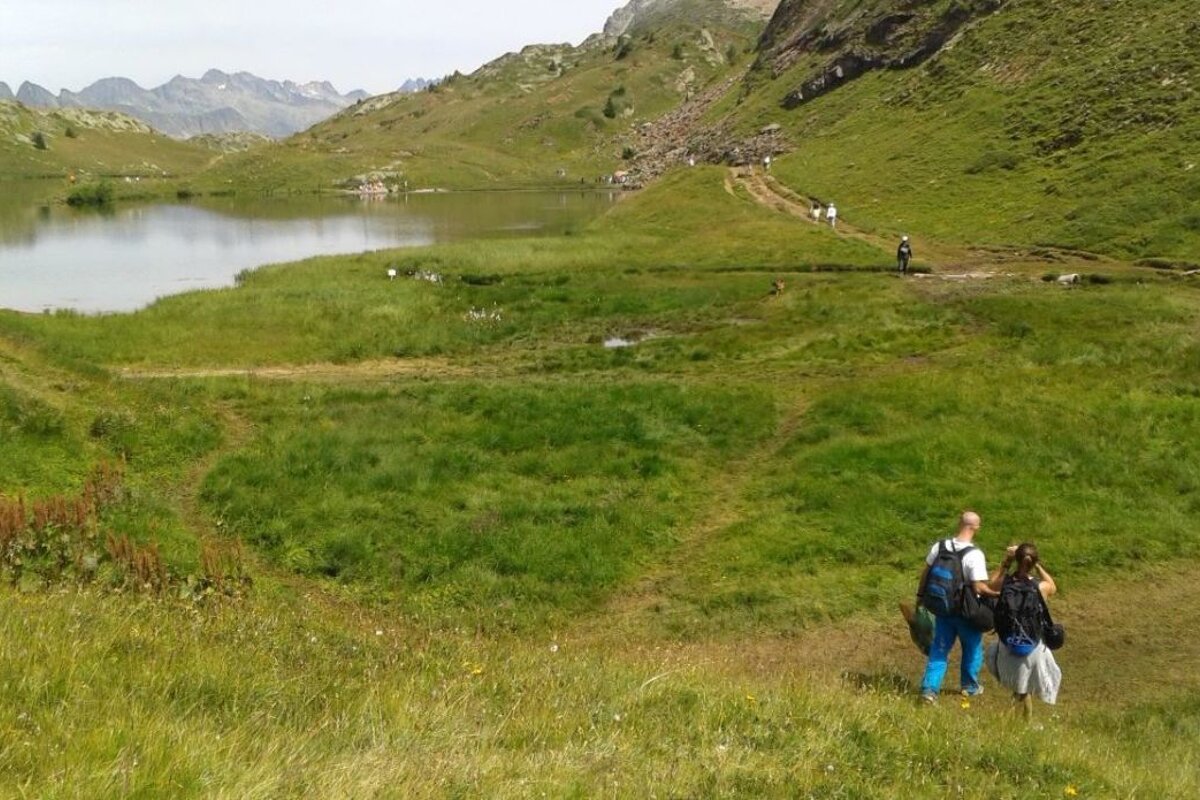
{"left": 198, "top": 0, "right": 769, "bottom": 192}
{"left": 0, "top": 101, "right": 212, "bottom": 179}
{"left": 722, "top": 0, "right": 1199, "bottom": 259}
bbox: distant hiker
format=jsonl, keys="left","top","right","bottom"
{"left": 763, "top": 155, "right": 772, "bottom": 172}
{"left": 986, "top": 543, "right": 1062, "bottom": 719}
{"left": 897, "top": 236, "right": 913, "bottom": 274}
{"left": 688, "top": 156, "right": 696, "bottom": 168}
{"left": 826, "top": 203, "right": 838, "bottom": 229}
{"left": 811, "top": 204, "right": 822, "bottom": 224}
{"left": 917, "top": 511, "right": 999, "bottom": 703}
{"left": 771, "top": 278, "right": 786, "bottom": 297}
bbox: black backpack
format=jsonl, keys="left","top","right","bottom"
{"left": 921, "top": 542, "right": 974, "bottom": 618}
{"left": 995, "top": 576, "right": 1045, "bottom": 650}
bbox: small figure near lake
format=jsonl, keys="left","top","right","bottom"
{"left": 986, "top": 542, "right": 1062, "bottom": 720}
{"left": 897, "top": 236, "right": 913, "bottom": 274}
{"left": 826, "top": 203, "right": 838, "bottom": 229}
{"left": 357, "top": 180, "right": 388, "bottom": 198}
{"left": 917, "top": 511, "right": 999, "bottom": 704}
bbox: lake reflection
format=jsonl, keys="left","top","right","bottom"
{"left": 0, "top": 188, "right": 616, "bottom": 314}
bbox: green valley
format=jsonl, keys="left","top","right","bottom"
{"left": 2, "top": 0, "right": 1199, "bottom": 797}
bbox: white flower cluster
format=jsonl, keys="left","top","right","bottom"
{"left": 464, "top": 306, "right": 503, "bottom": 323}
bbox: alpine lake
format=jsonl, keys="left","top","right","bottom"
{"left": 0, "top": 180, "right": 619, "bottom": 314}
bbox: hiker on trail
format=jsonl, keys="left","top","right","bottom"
{"left": 897, "top": 236, "right": 913, "bottom": 274}
{"left": 763, "top": 155, "right": 772, "bottom": 172}
{"left": 688, "top": 156, "right": 696, "bottom": 168}
{"left": 826, "top": 203, "right": 838, "bottom": 229}
{"left": 811, "top": 204, "right": 822, "bottom": 224}
{"left": 917, "top": 511, "right": 999, "bottom": 703}
{"left": 985, "top": 543, "right": 1062, "bottom": 719}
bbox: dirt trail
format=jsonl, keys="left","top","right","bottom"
{"left": 600, "top": 392, "right": 811, "bottom": 621}
{"left": 173, "top": 404, "right": 253, "bottom": 543}
{"left": 576, "top": 560, "right": 1200, "bottom": 715}
{"left": 731, "top": 168, "right": 1127, "bottom": 279}
{"left": 117, "top": 357, "right": 482, "bottom": 383}
{"left": 735, "top": 168, "right": 896, "bottom": 254}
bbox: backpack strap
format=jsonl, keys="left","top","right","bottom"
{"left": 1039, "top": 587, "right": 1056, "bottom": 627}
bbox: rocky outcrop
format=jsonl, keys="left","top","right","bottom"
{"left": 603, "top": 0, "right": 678, "bottom": 38}
{"left": 755, "top": 0, "right": 1006, "bottom": 108}
{"left": 624, "top": 75, "right": 789, "bottom": 186}
{"left": 0, "top": 82, "right": 13, "bottom": 102}
{"left": 603, "top": 0, "right": 775, "bottom": 39}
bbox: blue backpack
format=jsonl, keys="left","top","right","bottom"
{"left": 921, "top": 542, "right": 974, "bottom": 618}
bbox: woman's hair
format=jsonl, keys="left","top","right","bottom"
{"left": 1014, "top": 542, "right": 1039, "bottom": 574}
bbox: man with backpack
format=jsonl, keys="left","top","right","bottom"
{"left": 916, "top": 511, "right": 999, "bottom": 703}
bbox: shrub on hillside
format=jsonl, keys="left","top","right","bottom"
{"left": 603, "top": 86, "right": 633, "bottom": 119}
{"left": 66, "top": 181, "right": 115, "bottom": 208}
{"left": 31, "top": 131, "right": 48, "bottom": 150}
{"left": 965, "top": 149, "right": 1021, "bottom": 174}
{"left": 574, "top": 106, "right": 607, "bottom": 129}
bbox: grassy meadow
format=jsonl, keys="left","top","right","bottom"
{"left": 2, "top": 165, "right": 1200, "bottom": 796}
{"left": 0, "top": 101, "right": 212, "bottom": 181}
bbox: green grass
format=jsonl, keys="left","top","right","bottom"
{"left": 4, "top": 125, "right": 1200, "bottom": 795}
{"left": 0, "top": 101, "right": 212, "bottom": 181}
{"left": 201, "top": 380, "right": 773, "bottom": 623}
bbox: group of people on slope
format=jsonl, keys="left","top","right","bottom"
{"left": 810, "top": 202, "right": 838, "bottom": 229}
{"left": 915, "top": 511, "right": 1063, "bottom": 719}
{"left": 806, "top": 202, "right": 915, "bottom": 276}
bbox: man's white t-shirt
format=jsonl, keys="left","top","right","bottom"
{"left": 926, "top": 538, "right": 988, "bottom": 583}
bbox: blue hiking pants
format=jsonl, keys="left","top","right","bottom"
{"left": 920, "top": 614, "right": 984, "bottom": 695}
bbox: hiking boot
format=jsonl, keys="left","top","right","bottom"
{"left": 919, "top": 692, "right": 938, "bottom": 705}
{"left": 961, "top": 686, "right": 984, "bottom": 698}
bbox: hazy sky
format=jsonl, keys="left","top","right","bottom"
{"left": 0, "top": 0, "right": 624, "bottom": 95}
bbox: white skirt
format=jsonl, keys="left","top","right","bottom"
{"left": 985, "top": 641, "right": 1062, "bottom": 704}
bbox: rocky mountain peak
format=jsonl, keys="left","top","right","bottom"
{"left": 17, "top": 81, "right": 60, "bottom": 108}
{"left": 7, "top": 71, "right": 377, "bottom": 138}
{"left": 603, "top": 0, "right": 677, "bottom": 38}
{"left": 603, "top": 0, "right": 777, "bottom": 38}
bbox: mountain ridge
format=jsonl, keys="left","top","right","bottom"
{"left": 5, "top": 71, "right": 409, "bottom": 139}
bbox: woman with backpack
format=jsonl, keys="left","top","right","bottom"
{"left": 986, "top": 543, "right": 1062, "bottom": 719}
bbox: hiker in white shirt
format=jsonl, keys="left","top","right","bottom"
{"left": 917, "top": 511, "right": 999, "bottom": 703}
{"left": 826, "top": 203, "right": 838, "bottom": 228}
